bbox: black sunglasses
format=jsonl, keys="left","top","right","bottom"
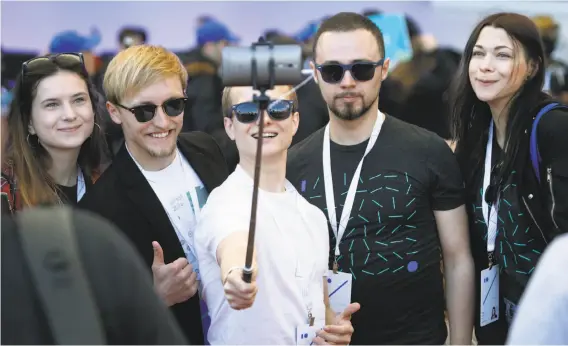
{"left": 21, "top": 53, "right": 86, "bottom": 85}
{"left": 228, "top": 99, "right": 295, "bottom": 124}
{"left": 315, "top": 59, "right": 384, "bottom": 84}
{"left": 116, "top": 97, "right": 188, "bottom": 123}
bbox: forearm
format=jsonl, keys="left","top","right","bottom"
{"left": 216, "top": 231, "right": 255, "bottom": 281}
{"left": 444, "top": 252, "right": 475, "bottom": 345}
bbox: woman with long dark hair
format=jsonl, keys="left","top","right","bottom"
{"left": 1, "top": 53, "right": 109, "bottom": 212}
{"left": 449, "top": 12, "right": 568, "bottom": 344}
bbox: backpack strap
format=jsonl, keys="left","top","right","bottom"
{"left": 16, "top": 207, "right": 106, "bottom": 344}
{"left": 530, "top": 102, "right": 567, "bottom": 184}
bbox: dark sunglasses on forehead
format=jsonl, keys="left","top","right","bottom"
{"left": 21, "top": 53, "right": 86, "bottom": 85}
{"left": 315, "top": 59, "right": 384, "bottom": 84}
{"left": 228, "top": 99, "right": 295, "bottom": 124}
{"left": 116, "top": 97, "right": 188, "bottom": 123}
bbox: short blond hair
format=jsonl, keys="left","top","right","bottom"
{"left": 221, "top": 86, "right": 299, "bottom": 118}
{"left": 103, "top": 45, "right": 188, "bottom": 104}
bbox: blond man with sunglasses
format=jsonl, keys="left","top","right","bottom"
{"left": 79, "top": 45, "right": 230, "bottom": 345}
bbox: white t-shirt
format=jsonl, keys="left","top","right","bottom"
{"left": 129, "top": 146, "right": 207, "bottom": 277}
{"left": 194, "top": 165, "right": 330, "bottom": 345}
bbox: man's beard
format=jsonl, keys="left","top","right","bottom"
{"left": 328, "top": 93, "right": 377, "bottom": 121}
{"left": 148, "top": 143, "right": 176, "bottom": 158}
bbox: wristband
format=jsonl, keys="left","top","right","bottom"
{"left": 222, "top": 266, "right": 243, "bottom": 285}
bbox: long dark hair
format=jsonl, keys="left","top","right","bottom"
{"left": 5, "top": 54, "right": 109, "bottom": 207}
{"left": 449, "top": 12, "right": 548, "bottom": 189}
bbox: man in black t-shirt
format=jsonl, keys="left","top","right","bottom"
{"left": 287, "top": 12, "right": 475, "bottom": 345}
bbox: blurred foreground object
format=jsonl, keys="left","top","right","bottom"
{"left": 1, "top": 207, "right": 188, "bottom": 345}
{"left": 507, "top": 234, "right": 568, "bottom": 345}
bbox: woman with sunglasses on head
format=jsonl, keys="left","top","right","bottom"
{"left": 1, "top": 53, "right": 109, "bottom": 213}
{"left": 448, "top": 12, "right": 568, "bottom": 344}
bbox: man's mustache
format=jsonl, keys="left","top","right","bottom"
{"left": 335, "top": 92, "right": 363, "bottom": 99}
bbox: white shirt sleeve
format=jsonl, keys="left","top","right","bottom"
{"left": 194, "top": 185, "right": 251, "bottom": 265}
{"left": 506, "top": 234, "right": 568, "bottom": 345}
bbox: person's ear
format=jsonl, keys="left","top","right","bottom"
{"left": 379, "top": 58, "right": 390, "bottom": 81}
{"left": 310, "top": 61, "right": 319, "bottom": 85}
{"left": 528, "top": 59, "right": 540, "bottom": 79}
{"left": 291, "top": 111, "right": 299, "bottom": 136}
{"left": 224, "top": 116, "right": 236, "bottom": 141}
{"left": 106, "top": 102, "right": 123, "bottom": 125}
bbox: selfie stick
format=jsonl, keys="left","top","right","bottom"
{"left": 242, "top": 37, "right": 275, "bottom": 283}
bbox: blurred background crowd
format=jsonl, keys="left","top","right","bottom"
{"left": 1, "top": 1, "right": 567, "bottom": 154}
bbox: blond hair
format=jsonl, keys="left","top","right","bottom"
{"left": 103, "top": 45, "right": 188, "bottom": 104}
{"left": 221, "top": 86, "right": 299, "bottom": 118}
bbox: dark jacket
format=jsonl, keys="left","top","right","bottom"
{"left": 460, "top": 101, "right": 568, "bottom": 297}
{"left": 516, "top": 103, "right": 568, "bottom": 241}
{"left": 181, "top": 48, "right": 223, "bottom": 134}
{"left": 462, "top": 101, "right": 568, "bottom": 306}
{"left": 180, "top": 48, "right": 238, "bottom": 171}
{"left": 78, "top": 132, "right": 230, "bottom": 344}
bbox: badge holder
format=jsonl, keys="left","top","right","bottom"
{"left": 327, "top": 258, "right": 353, "bottom": 315}
{"left": 480, "top": 251, "right": 500, "bottom": 327}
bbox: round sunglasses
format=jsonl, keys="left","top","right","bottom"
{"left": 116, "top": 97, "right": 187, "bottom": 123}
{"left": 228, "top": 99, "right": 295, "bottom": 124}
{"left": 315, "top": 59, "right": 384, "bottom": 84}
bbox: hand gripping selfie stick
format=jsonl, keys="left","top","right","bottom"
{"left": 220, "top": 38, "right": 305, "bottom": 283}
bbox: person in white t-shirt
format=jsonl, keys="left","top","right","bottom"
{"left": 194, "top": 85, "right": 360, "bottom": 345}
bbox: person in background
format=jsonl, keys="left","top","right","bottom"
{"left": 293, "top": 20, "right": 320, "bottom": 70}
{"left": 49, "top": 29, "right": 104, "bottom": 83}
{"left": 1, "top": 53, "right": 109, "bottom": 213}
{"left": 506, "top": 234, "right": 568, "bottom": 345}
{"left": 1, "top": 86, "right": 12, "bottom": 168}
{"left": 288, "top": 12, "right": 474, "bottom": 345}
{"left": 386, "top": 15, "right": 461, "bottom": 145}
{"left": 79, "top": 45, "right": 230, "bottom": 344}
{"left": 180, "top": 20, "right": 240, "bottom": 171}
{"left": 197, "top": 15, "right": 214, "bottom": 27}
{"left": 195, "top": 84, "right": 358, "bottom": 345}
{"left": 362, "top": 8, "right": 382, "bottom": 17}
{"left": 264, "top": 33, "right": 329, "bottom": 147}
{"left": 118, "top": 26, "right": 148, "bottom": 51}
{"left": 181, "top": 19, "right": 239, "bottom": 134}
{"left": 448, "top": 12, "right": 568, "bottom": 344}
{"left": 532, "top": 15, "right": 568, "bottom": 104}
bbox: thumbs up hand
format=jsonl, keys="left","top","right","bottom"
{"left": 314, "top": 302, "right": 360, "bottom": 345}
{"left": 151, "top": 241, "right": 198, "bottom": 307}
